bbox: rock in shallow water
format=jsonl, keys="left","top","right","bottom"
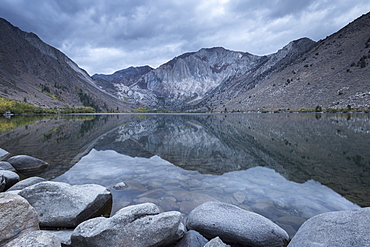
{"left": 288, "top": 207, "right": 370, "bottom": 247}
{"left": 186, "top": 201, "right": 289, "bottom": 247}
{"left": 0, "top": 193, "right": 39, "bottom": 246}
{"left": 18, "top": 181, "right": 112, "bottom": 228}
{"left": 71, "top": 202, "right": 184, "bottom": 247}
{"left": 7, "top": 154, "right": 49, "bottom": 174}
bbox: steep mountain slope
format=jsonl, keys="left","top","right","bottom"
{"left": 94, "top": 41, "right": 316, "bottom": 110}
{"left": 0, "top": 18, "right": 131, "bottom": 111}
{"left": 94, "top": 47, "right": 264, "bottom": 109}
{"left": 216, "top": 12, "right": 370, "bottom": 112}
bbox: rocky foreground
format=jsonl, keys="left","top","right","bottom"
{"left": 1, "top": 152, "right": 370, "bottom": 247}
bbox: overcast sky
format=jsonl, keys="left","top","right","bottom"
{"left": 1, "top": 0, "right": 369, "bottom": 75}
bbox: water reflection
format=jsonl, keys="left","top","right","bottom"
{"left": 0, "top": 113, "right": 369, "bottom": 236}
{"left": 54, "top": 148, "right": 360, "bottom": 237}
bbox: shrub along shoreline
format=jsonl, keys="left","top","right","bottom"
{"left": 1, "top": 97, "right": 369, "bottom": 115}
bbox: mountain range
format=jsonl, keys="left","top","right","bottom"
{"left": 1, "top": 12, "right": 369, "bottom": 112}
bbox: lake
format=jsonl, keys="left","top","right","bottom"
{"left": 0, "top": 113, "right": 369, "bottom": 237}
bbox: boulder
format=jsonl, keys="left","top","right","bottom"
{"left": 71, "top": 203, "right": 184, "bottom": 247}
{"left": 3, "top": 230, "right": 61, "bottom": 247}
{"left": 0, "top": 147, "right": 10, "bottom": 160}
{"left": 0, "top": 161, "right": 16, "bottom": 171}
{"left": 0, "top": 193, "right": 39, "bottom": 246}
{"left": 7, "top": 176, "right": 46, "bottom": 191}
{"left": 204, "top": 237, "right": 230, "bottom": 247}
{"left": 288, "top": 207, "right": 370, "bottom": 247}
{"left": 0, "top": 170, "right": 20, "bottom": 191}
{"left": 175, "top": 230, "right": 208, "bottom": 247}
{"left": 187, "top": 201, "right": 289, "bottom": 247}
{"left": 18, "top": 181, "right": 112, "bottom": 228}
{"left": 7, "top": 154, "right": 49, "bottom": 173}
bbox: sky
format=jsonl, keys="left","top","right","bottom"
{"left": 0, "top": 0, "right": 369, "bottom": 75}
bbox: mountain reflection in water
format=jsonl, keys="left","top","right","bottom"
{"left": 0, "top": 113, "right": 369, "bottom": 237}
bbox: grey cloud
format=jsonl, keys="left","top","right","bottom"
{"left": 0, "top": 0, "right": 369, "bottom": 74}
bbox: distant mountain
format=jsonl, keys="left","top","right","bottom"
{"left": 94, "top": 41, "right": 316, "bottom": 110}
{"left": 0, "top": 18, "right": 132, "bottom": 112}
{"left": 95, "top": 12, "right": 370, "bottom": 112}
{"left": 1, "top": 12, "right": 369, "bottom": 113}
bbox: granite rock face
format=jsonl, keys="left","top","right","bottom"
{"left": 71, "top": 202, "right": 184, "bottom": 247}
{"left": 0, "top": 193, "right": 39, "bottom": 246}
{"left": 288, "top": 207, "right": 370, "bottom": 247}
{"left": 18, "top": 181, "right": 112, "bottom": 228}
{"left": 7, "top": 154, "right": 49, "bottom": 174}
{"left": 187, "top": 201, "right": 289, "bottom": 247}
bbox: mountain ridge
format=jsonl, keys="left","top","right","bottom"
{"left": 0, "top": 17, "right": 133, "bottom": 112}
{"left": 94, "top": 12, "right": 369, "bottom": 112}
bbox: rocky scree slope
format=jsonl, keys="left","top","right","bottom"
{"left": 0, "top": 18, "right": 131, "bottom": 112}
{"left": 216, "top": 12, "right": 370, "bottom": 112}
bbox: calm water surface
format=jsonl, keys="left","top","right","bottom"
{"left": 1, "top": 113, "right": 369, "bottom": 237}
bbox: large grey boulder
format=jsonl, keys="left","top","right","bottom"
{"left": 175, "top": 230, "right": 208, "bottom": 247}
{"left": 71, "top": 203, "right": 184, "bottom": 247}
{"left": 3, "top": 230, "right": 61, "bottom": 247}
{"left": 0, "top": 170, "right": 20, "bottom": 191}
{"left": 18, "top": 181, "right": 112, "bottom": 228}
{"left": 0, "top": 193, "right": 39, "bottom": 246}
{"left": 288, "top": 207, "right": 370, "bottom": 247}
{"left": 0, "top": 161, "right": 16, "bottom": 171}
{"left": 187, "top": 201, "right": 289, "bottom": 247}
{"left": 7, "top": 176, "right": 46, "bottom": 191}
{"left": 7, "top": 154, "right": 49, "bottom": 173}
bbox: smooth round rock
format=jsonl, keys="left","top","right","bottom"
{"left": 187, "top": 201, "right": 289, "bottom": 247}
{"left": 7, "top": 154, "right": 49, "bottom": 173}
{"left": 288, "top": 207, "right": 370, "bottom": 247}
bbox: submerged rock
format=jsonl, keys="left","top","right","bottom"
{"left": 7, "top": 154, "right": 49, "bottom": 174}
{"left": 18, "top": 181, "right": 112, "bottom": 228}
{"left": 187, "top": 201, "right": 289, "bottom": 247}
{"left": 0, "top": 170, "right": 20, "bottom": 191}
{"left": 7, "top": 176, "right": 46, "bottom": 191}
{"left": 71, "top": 202, "right": 184, "bottom": 247}
{"left": 0, "top": 193, "right": 39, "bottom": 246}
{"left": 288, "top": 207, "right": 370, "bottom": 246}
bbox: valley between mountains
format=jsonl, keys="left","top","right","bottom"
{"left": 0, "top": 12, "right": 369, "bottom": 113}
